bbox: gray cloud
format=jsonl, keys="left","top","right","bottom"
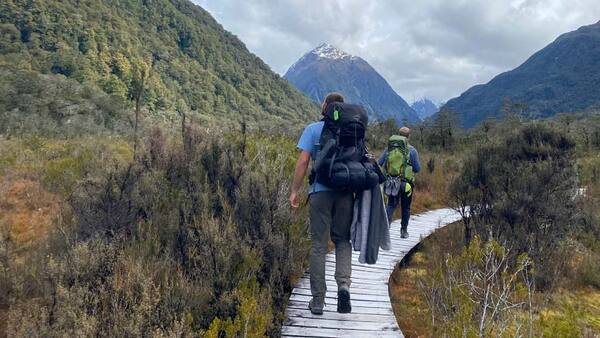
{"left": 194, "top": 0, "right": 600, "bottom": 103}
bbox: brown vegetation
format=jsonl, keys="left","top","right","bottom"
{"left": 0, "top": 127, "right": 309, "bottom": 337}
{"left": 391, "top": 221, "right": 600, "bottom": 337}
{"left": 0, "top": 179, "right": 59, "bottom": 249}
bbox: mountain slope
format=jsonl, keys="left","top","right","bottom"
{"left": 284, "top": 44, "right": 420, "bottom": 124}
{"left": 0, "top": 0, "right": 317, "bottom": 130}
{"left": 444, "top": 21, "right": 600, "bottom": 128}
{"left": 411, "top": 98, "right": 439, "bottom": 120}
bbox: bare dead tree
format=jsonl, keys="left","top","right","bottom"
{"left": 418, "top": 239, "right": 534, "bottom": 337}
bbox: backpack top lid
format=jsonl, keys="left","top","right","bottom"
{"left": 388, "top": 135, "right": 408, "bottom": 150}
{"left": 322, "top": 102, "right": 368, "bottom": 145}
{"left": 323, "top": 102, "right": 368, "bottom": 127}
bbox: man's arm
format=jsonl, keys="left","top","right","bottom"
{"left": 290, "top": 150, "right": 311, "bottom": 208}
{"left": 411, "top": 147, "right": 421, "bottom": 173}
{"left": 378, "top": 148, "right": 388, "bottom": 167}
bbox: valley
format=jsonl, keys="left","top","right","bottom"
{"left": 1, "top": 1, "right": 599, "bottom": 337}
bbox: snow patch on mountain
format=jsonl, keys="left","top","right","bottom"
{"left": 411, "top": 98, "right": 439, "bottom": 120}
{"left": 312, "top": 43, "right": 356, "bottom": 60}
{"left": 284, "top": 43, "right": 421, "bottom": 124}
{"left": 287, "top": 43, "right": 357, "bottom": 73}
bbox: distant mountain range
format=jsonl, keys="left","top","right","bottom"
{"left": 411, "top": 98, "right": 439, "bottom": 120}
{"left": 444, "top": 21, "right": 600, "bottom": 128}
{"left": 284, "top": 44, "right": 420, "bottom": 124}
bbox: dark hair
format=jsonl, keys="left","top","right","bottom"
{"left": 321, "top": 92, "right": 344, "bottom": 115}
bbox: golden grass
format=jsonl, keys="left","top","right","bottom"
{"left": 0, "top": 179, "right": 59, "bottom": 250}
{"left": 389, "top": 255, "right": 430, "bottom": 338}
{"left": 388, "top": 222, "right": 600, "bottom": 337}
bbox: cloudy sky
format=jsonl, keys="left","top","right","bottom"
{"left": 194, "top": 0, "right": 600, "bottom": 104}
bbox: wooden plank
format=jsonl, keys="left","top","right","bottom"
{"left": 291, "top": 286, "right": 390, "bottom": 297}
{"left": 284, "top": 317, "right": 399, "bottom": 331}
{"left": 345, "top": 259, "right": 398, "bottom": 270}
{"left": 321, "top": 271, "right": 389, "bottom": 282}
{"left": 297, "top": 277, "right": 388, "bottom": 288}
{"left": 290, "top": 294, "right": 392, "bottom": 308}
{"left": 293, "top": 285, "right": 388, "bottom": 297}
{"left": 287, "top": 302, "right": 396, "bottom": 315}
{"left": 286, "top": 309, "right": 396, "bottom": 323}
{"left": 297, "top": 278, "right": 387, "bottom": 290}
{"left": 324, "top": 263, "right": 394, "bottom": 274}
{"left": 292, "top": 288, "right": 392, "bottom": 302}
{"left": 281, "top": 326, "right": 401, "bottom": 338}
{"left": 282, "top": 208, "right": 461, "bottom": 338}
{"left": 325, "top": 260, "right": 394, "bottom": 272}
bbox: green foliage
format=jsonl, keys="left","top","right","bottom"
{"left": 0, "top": 65, "right": 128, "bottom": 137}
{"left": 0, "top": 136, "right": 133, "bottom": 198}
{"left": 0, "top": 127, "right": 309, "bottom": 337}
{"left": 451, "top": 123, "right": 579, "bottom": 288}
{"left": 578, "top": 252, "right": 600, "bottom": 289}
{"left": 0, "top": 0, "right": 318, "bottom": 129}
{"left": 535, "top": 291, "right": 600, "bottom": 337}
{"left": 366, "top": 119, "right": 398, "bottom": 150}
{"left": 203, "top": 282, "right": 272, "bottom": 338}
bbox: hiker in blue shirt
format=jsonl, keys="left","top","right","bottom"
{"left": 378, "top": 126, "right": 421, "bottom": 238}
{"left": 289, "top": 93, "right": 353, "bottom": 315}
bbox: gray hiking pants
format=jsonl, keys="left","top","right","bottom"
{"left": 309, "top": 191, "right": 354, "bottom": 300}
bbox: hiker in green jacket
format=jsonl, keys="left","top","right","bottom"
{"left": 289, "top": 93, "right": 353, "bottom": 315}
{"left": 378, "top": 127, "right": 421, "bottom": 238}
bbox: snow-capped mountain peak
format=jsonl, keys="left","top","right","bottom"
{"left": 284, "top": 44, "right": 421, "bottom": 124}
{"left": 311, "top": 43, "right": 355, "bottom": 60}
{"left": 411, "top": 98, "right": 439, "bottom": 120}
{"left": 286, "top": 43, "right": 358, "bottom": 75}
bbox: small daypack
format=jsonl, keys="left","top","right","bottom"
{"left": 311, "top": 102, "right": 381, "bottom": 191}
{"left": 386, "top": 135, "right": 414, "bottom": 183}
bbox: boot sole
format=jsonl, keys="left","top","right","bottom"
{"left": 309, "top": 302, "right": 323, "bottom": 315}
{"left": 337, "top": 289, "right": 352, "bottom": 313}
{"left": 310, "top": 308, "right": 323, "bottom": 315}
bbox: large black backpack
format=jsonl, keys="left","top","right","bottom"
{"left": 311, "top": 102, "right": 382, "bottom": 191}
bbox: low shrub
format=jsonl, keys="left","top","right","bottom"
{"left": 1, "top": 126, "right": 309, "bottom": 337}
{"left": 450, "top": 123, "right": 579, "bottom": 289}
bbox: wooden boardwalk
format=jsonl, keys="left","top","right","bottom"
{"left": 281, "top": 208, "right": 462, "bottom": 338}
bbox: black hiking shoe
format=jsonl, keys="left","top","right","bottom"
{"left": 401, "top": 228, "right": 409, "bottom": 239}
{"left": 337, "top": 286, "right": 352, "bottom": 313}
{"left": 309, "top": 298, "right": 324, "bottom": 315}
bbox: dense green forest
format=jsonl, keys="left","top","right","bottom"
{"left": 0, "top": 66, "right": 128, "bottom": 136}
{"left": 0, "top": 0, "right": 317, "bottom": 132}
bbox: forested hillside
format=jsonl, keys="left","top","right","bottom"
{"left": 0, "top": 0, "right": 317, "bottom": 132}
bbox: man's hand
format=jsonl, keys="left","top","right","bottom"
{"left": 289, "top": 190, "right": 300, "bottom": 209}
{"left": 290, "top": 150, "right": 311, "bottom": 209}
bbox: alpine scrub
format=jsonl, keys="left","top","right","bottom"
{"left": 0, "top": 128, "right": 310, "bottom": 337}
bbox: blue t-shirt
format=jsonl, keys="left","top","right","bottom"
{"left": 297, "top": 121, "right": 332, "bottom": 194}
